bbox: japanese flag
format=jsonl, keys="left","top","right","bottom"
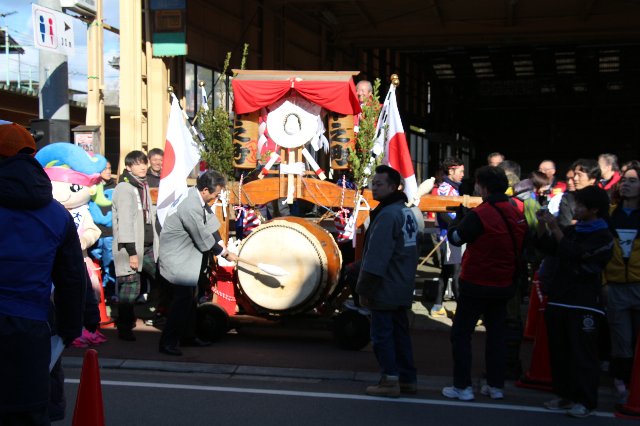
{"left": 157, "top": 95, "right": 201, "bottom": 225}
{"left": 374, "top": 85, "right": 418, "bottom": 200}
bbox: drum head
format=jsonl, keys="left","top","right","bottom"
{"left": 237, "top": 219, "right": 328, "bottom": 313}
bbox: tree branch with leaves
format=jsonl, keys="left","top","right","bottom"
{"left": 349, "top": 78, "right": 383, "bottom": 190}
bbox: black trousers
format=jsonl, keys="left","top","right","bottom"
{"left": 451, "top": 293, "right": 508, "bottom": 389}
{"left": 0, "top": 410, "right": 49, "bottom": 426}
{"left": 545, "top": 305, "right": 601, "bottom": 410}
{"left": 435, "top": 263, "right": 460, "bottom": 305}
{"left": 158, "top": 279, "right": 197, "bottom": 348}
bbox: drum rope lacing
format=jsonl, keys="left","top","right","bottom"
{"left": 213, "top": 286, "right": 236, "bottom": 302}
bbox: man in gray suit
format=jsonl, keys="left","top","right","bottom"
{"left": 158, "top": 170, "right": 237, "bottom": 356}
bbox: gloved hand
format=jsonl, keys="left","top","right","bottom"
{"left": 85, "top": 322, "right": 99, "bottom": 333}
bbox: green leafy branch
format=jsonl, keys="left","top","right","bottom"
{"left": 198, "top": 45, "right": 250, "bottom": 177}
{"left": 349, "top": 78, "right": 383, "bottom": 190}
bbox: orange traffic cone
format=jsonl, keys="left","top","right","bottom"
{"left": 72, "top": 349, "right": 105, "bottom": 426}
{"left": 516, "top": 297, "right": 552, "bottom": 391}
{"left": 615, "top": 332, "right": 640, "bottom": 419}
{"left": 523, "top": 274, "right": 542, "bottom": 340}
{"left": 92, "top": 260, "right": 113, "bottom": 328}
{"left": 98, "top": 281, "right": 113, "bottom": 328}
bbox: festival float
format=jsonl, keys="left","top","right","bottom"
{"left": 192, "top": 70, "right": 481, "bottom": 349}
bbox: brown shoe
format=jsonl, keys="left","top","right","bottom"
{"left": 400, "top": 382, "right": 418, "bottom": 394}
{"left": 365, "top": 375, "right": 400, "bottom": 398}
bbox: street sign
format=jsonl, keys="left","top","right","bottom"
{"left": 31, "top": 3, "right": 75, "bottom": 56}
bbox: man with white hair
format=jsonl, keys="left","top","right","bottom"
{"left": 356, "top": 80, "right": 373, "bottom": 104}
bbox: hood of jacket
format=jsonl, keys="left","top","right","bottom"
{"left": 0, "top": 154, "right": 53, "bottom": 209}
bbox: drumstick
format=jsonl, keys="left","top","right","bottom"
{"left": 237, "top": 258, "right": 289, "bottom": 277}
{"left": 418, "top": 236, "right": 446, "bottom": 268}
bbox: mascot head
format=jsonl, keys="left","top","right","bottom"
{"left": 35, "top": 143, "right": 107, "bottom": 209}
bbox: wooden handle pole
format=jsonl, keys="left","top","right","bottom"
{"left": 418, "top": 237, "right": 447, "bottom": 268}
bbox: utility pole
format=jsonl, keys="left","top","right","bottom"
{"left": 37, "top": 0, "right": 70, "bottom": 143}
{"left": 86, "top": 0, "right": 104, "bottom": 153}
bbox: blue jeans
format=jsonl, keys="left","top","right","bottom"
{"left": 370, "top": 308, "right": 417, "bottom": 383}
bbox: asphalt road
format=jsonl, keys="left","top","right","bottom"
{"left": 58, "top": 368, "right": 617, "bottom": 426}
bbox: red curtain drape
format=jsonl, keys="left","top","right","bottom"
{"left": 232, "top": 79, "right": 362, "bottom": 115}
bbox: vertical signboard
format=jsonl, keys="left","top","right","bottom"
{"left": 32, "top": 3, "right": 75, "bottom": 56}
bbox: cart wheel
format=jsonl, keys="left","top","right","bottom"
{"left": 332, "top": 310, "right": 371, "bottom": 350}
{"left": 196, "top": 303, "right": 230, "bottom": 342}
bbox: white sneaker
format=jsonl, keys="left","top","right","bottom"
{"left": 442, "top": 386, "right": 474, "bottom": 401}
{"left": 480, "top": 384, "right": 504, "bottom": 400}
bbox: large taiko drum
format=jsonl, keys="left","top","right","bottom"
{"left": 237, "top": 217, "right": 342, "bottom": 314}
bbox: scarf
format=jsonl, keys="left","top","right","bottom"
{"left": 369, "top": 191, "right": 408, "bottom": 224}
{"left": 443, "top": 177, "right": 461, "bottom": 192}
{"left": 575, "top": 218, "right": 608, "bottom": 233}
{"left": 120, "top": 170, "right": 151, "bottom": 224}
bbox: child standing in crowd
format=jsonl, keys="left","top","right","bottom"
{"left": 89, "top": 161, "right": 117, "bottom": 303}
{"left": 112, "top": 151, "right": 159, "bottom": 341}
{"left": 536, "top": 186, "right": 614, "bottom": 418}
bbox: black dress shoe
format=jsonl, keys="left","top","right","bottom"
{"left": 159, "top": 345, "right": 183, "bottom": 356}
{"left": 180, "top": 337, "right": 212, "bottom": 347}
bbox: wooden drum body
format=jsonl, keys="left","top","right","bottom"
{"left": 237, "top": 217, "right": 342, "bottom": 315}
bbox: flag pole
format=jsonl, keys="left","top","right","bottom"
{"left": 167, "top": 85, "right": 205, "bottom": 143}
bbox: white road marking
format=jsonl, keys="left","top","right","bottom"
{"left": 66, "top": 379, "right": 615, "bottom": 418}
